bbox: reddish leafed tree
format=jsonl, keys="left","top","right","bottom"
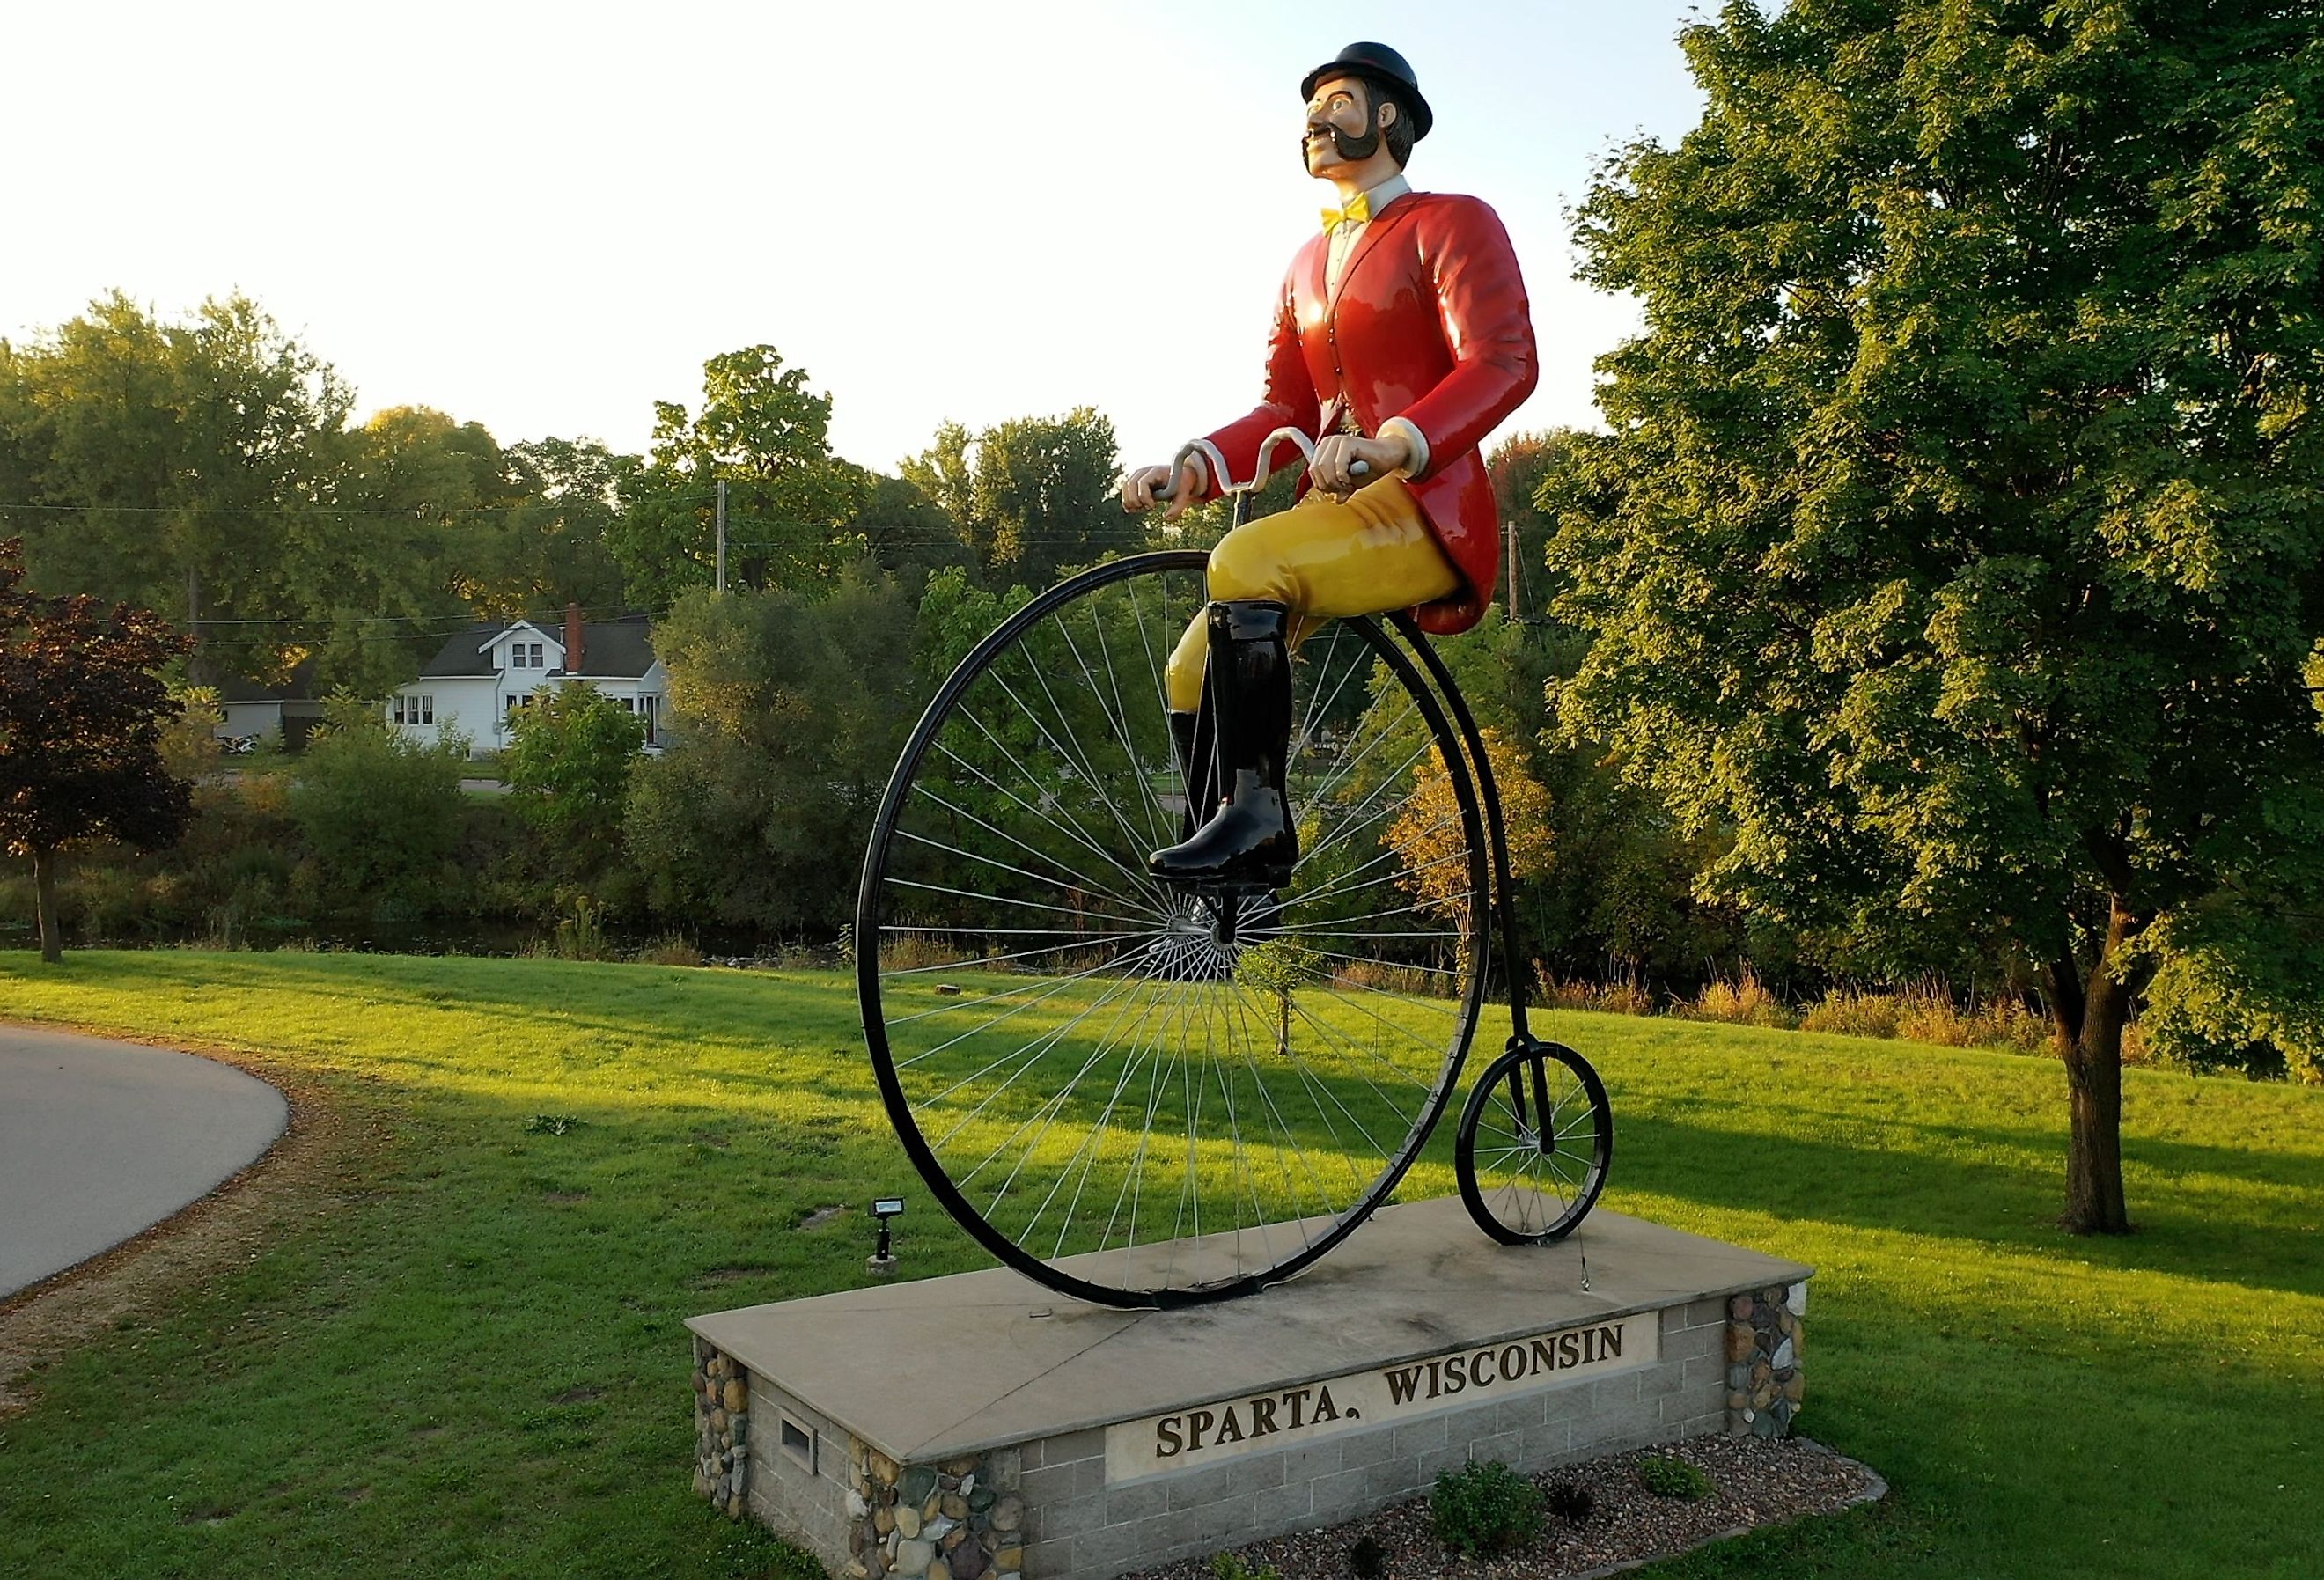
{"left": 0, "top": 539, "right": 195, "bottom": 962}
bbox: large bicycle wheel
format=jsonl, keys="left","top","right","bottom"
{"left": 1454, "top": 1040, "right": 1612, "bottom": 1244}
{"left": 857, "top": 551, "right": 1490, "bottom": 1307}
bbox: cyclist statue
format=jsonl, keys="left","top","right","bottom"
{"left": 1122, "top": 40, "right": 1539, "bottom": 890}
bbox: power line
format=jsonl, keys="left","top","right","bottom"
{"left": 0, "top": 492, "right": 711, "bottom": 519}
{"left": 187, "top": 602, "right": 647, "bottom": 627}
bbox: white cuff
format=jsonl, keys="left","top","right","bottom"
{"left": 1379, "top": 416, "right": 1430, "bottom": 480}
{"left": 1192, "top": 439, "right": 1231, "bottom": 496}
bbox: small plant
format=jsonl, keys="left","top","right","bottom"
{"left": 1544, "top": 1480, "right": 1596, "bottom": 1524}
{"left": 1346, "top": 1532, "right": 1387, "bottom": 1578}
{"left": 636, "top": 932, "right": 702, "bottom": 967}
{"left": 523, "top": 1114, "right": 587, "bottom": 1136}
{"left": 1430, "top": 1459, "right": 1543, "bottom": 1558}
{"left": 549, "top": 897, "right": 614, "bottom": 961}
{"left": 1209, "top": 1554, "right": 1281, "bottom": 1580}
{"left": 1681, "top": 965, "right": 1796, "bottom": 1028}
{"left": 1636, "top": 1454, "right": 1713, "bottom": 1500}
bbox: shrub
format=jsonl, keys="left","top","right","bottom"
{"left": 1209, "top": 1554, "right": 1281, "bottom": 1580}
{"left": 1430, "top": 1459, "right": 1543, "bottom": 1558}
{"left": 290, "top": 699, "right": 467, "bottom": 903}
{"left": 1800, "top": 988, "right": 1904, "bottom": 1040}
{"left": 504, "top": 685, "right": 645, "bottom": 876}
{"left": 1330, "top": 957, "right": 1449, "bottom": 999}
{"left": 1802, "top": 985, "right": 2051, "bottom": 1053}
{"left": 1541, "top": 972, "right": 1655, "bottom": 1017}
{"left": 1680, "top": 965, "right": 1795, "bottom": 1028}
{"left": 545, "top": 898, "right": 615, "bottom": 962}
{"left": 1636, "top": 1454, "right": 1713, "bottom": 1500}
{"left": 637, "top": 933, "right": 702, "bottom": 967}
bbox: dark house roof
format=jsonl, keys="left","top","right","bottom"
{"left": 218, "top": 658, "right": 320, "bottom": 704}
{"left": 570, "top": 616, "right": 657, "bottom": 680}
{"left": 415, "top": 615, "right": 658, "bottom": 682}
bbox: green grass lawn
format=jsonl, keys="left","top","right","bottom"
{"left": 0, "top": 951, "right": 2317, "bottom": 1579}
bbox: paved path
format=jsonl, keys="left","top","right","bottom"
{"left": 0, "top": 1026, "right": 288, "bottom": 1298}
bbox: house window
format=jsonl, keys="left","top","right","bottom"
{"left": 393, "top": 697, "right": 405, "bottom": 724}
{"left": 643, "top": 694, "right": 659, "bottom": 746}
{"left": 416, "top": 694, "right": 434, "bottom": 724}
{"left": 528, "top": 642, "right": 544, "bottom": 668}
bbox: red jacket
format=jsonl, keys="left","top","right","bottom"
{"left": 1202, "top": 189, "right": 1538, "bottom": 634}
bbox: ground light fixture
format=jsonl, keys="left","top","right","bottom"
{"left": 866, "top": 1197, "right": 903, "bottom": 1277}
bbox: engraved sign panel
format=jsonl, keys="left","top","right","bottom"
{"left": 1103, "top": 1313, "right": 1655, "bottom": 1483}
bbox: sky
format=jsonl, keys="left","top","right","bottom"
{"left": 0, "top": 1, "right": 1710, "bottom": 478}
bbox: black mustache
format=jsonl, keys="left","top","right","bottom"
{"left": 1301, "top": 118, "right": 1381, "bottom": 165}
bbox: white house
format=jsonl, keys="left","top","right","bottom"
{"left": 386, "top": 605, "right": 667, "bottom": 759}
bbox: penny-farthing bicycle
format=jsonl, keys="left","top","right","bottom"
{"left": 857, "top": 429, "right": 1612, "bottom": 1309}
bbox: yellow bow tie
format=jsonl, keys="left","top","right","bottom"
{"left": 1320, "top": 193, "right": 1372, "bottom": 232}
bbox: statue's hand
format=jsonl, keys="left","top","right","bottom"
{"left": 1122, "top": 460, "right": 1202, "bottom": 521}
{"left": 1311, "top": 431, "right": 1414, "bottom": 497}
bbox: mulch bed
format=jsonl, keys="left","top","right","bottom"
{"left": 1121, "top": 1434, "right": 1885, "bottom": 1580}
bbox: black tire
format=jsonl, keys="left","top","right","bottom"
{"left": 1455, "top": 1040, "right": 1613, "bottom": 1244}
{"left": 857, "top": 551, "right": 1490, "bottom": 1307}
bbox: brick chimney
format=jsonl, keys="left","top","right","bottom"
{"left": 563, "top": 602, "right": 585, "bottom": 675}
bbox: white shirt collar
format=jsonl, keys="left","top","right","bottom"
{"left": 1359, "top": 172, "right": 1411, "bottom": 216}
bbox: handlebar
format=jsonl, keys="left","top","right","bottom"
{"left": 1150, "top": 427, "right": 1367, "bottom": 505}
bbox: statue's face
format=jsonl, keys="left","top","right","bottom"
{"left": 1303, "top": 73, "right": 1393, "bottom": 177}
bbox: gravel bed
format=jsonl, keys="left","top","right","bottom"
{"left": 1120, "top": 1435, "right": 1883, "bottom": 1580}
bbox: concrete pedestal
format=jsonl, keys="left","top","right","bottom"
{"left": 686, "top": 1199, "right": 1813, "bottom": 1580}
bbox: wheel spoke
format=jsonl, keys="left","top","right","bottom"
{"left": 861, "top": 559, "right": 1486, "bottom": 1306}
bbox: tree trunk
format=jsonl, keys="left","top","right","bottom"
{"left": 2050, "top": 894, "right": 2139, "bottom": 1235}
{"left": 33, "top": 846, "right": 63, "bottom": 965}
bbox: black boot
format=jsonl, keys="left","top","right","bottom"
{"left": 1148, "top": 601, "right": 1298, "bottom": 887}
{"left": 1165, "top": 708, "right": 1215, "bottom": 842}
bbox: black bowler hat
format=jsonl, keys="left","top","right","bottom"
{"left": 1300, "top": 42, "right": 1433, "bottom": 143}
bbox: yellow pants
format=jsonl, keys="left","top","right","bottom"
{"left": 1165, "top": 474, "right": 1458, "bottom": 713}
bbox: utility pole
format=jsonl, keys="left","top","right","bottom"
{"left": 715, "top": 479, "right": 728, "bottom": 595}
{"left": 1504, "top": 518, "right": 1520, "bottom": 623}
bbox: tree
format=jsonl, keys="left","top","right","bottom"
{"left": 624, "top": 567, "right": 919, "bottom": 933}
{"left": 0, "top": 302, "right": 642, "bottom": 695}
{"left": 1388, "top": 727, "right": 1553, "bottom": 929}
{"left": 0, "top": 291, "right": 353, "bottom": 684}
{"left": 505, "top": 684, "right": 647, "bottom": 878}
{"left": 298, "top": 406, "right": 506, "bottom": 696}
{"left": 608, "top": 346, "right": 869, "bottom": 605}
{"left": 313, "top": 413, "right": 637, "bottom": 695}
{"left": 1544, "top": 0, "right": 2324, "bottom": 1231}
{"left": 290, "top": 698, "right": 467, "bottom": 906}
{"left": 901, "top": 408, "right": 1136, "bottom": 588}
{"left": 482, "top": 437, "right": 634, "bottom": 614}
{"left": 842, "top": 471, "right": 974, "bottom": 589}
{"left": 0, "top": 539, "right": 194, "bottom": 962}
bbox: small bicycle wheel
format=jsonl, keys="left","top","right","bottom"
{"left": 1455, "top": 1040, "right": 1612, "bottom": 1243}
{"left": 857, "top": 550, "right": 1490, "bottom": 1308}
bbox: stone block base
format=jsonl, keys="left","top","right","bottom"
{"left": 686, "top": 1200, "right": 1812, "bottom": 1580}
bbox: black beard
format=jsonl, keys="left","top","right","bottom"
{"left": 1300, "top": 119, "right": 1380, "bottom": 172}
